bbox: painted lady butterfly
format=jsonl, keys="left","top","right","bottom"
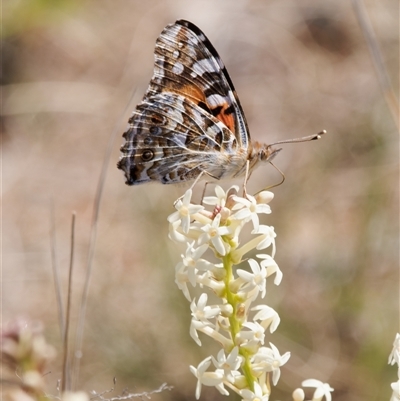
{"left": 117, "top": 20, "right": 324, "bottom": 187}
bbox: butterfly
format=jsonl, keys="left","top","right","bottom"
{"left": 117, "top": 19, "right": 324, "bottom": 187}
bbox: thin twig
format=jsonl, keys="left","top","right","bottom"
{"left": 49, "top": 200, "right": 65, "bottom": 340}
{"left": 90, "top": 382, "right": 173, "bottom": 401}
{"left": 61, "top": 212, "right": 76, "bottom": 392}
{"left": 72, "top": 88, "right": 137, "bottom": 389}
{"left": 352, "top": 0, "right": 399, "bottom": 129}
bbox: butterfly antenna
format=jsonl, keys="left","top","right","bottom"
{"left": 269, "top": 130, "right": 327, "bottom": 147}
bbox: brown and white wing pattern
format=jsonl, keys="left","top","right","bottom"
{"left": 117, "top": 19, "right": 252, "bottom": 185}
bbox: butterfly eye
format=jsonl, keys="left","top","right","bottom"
{"left": 141, "top": 149, "right": 154, "bottom": 161}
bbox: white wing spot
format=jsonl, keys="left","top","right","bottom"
{"left": 172, "top": 62, "right": 184, "bottom": 75}
{"left": 186, "top": 45, "right": 197, "bottom": 59}
{"left": 193, "top": 58, "right": 217, "bottom": 75}
{"left": 206, "top": 94, "right": 226, "bottom": 108}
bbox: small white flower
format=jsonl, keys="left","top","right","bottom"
{"left": 390, "top": 380, "right": 400, "bottom": 401}
{"left": 237, "top": 259, "right": 267, "bottom": 298}
{"left": 213, "top": 373, "right": 230, "bottom": 397}
{"left": 232, "top": 194, "right": 271, "bottom": 230}
{"left": 292, "top": 388, "right": 305, "bottom": 401}
{"left": 253, "top": 225, "right": 276, "bottom": 255}
{"left": 190, "top": 357, "right": 228, "bottom": 399}
{"left": 203, "top": 185, "right": 239, "bottom": 207}
{"left": 198, "top": 213, "right": 230, "bottom": 255}
{"left": 190, "top": 356, "right": 212, "bottom": 399}
{"left": 168, "top": 189, "right": 204, "bottom": 233}
{"left": 240, "top": 381, "right": 269, "bottom": 401}
{"left": 169, "top": 220, "right": 188, "bottom": 242}
{"left": 211, "top": 346, "right": 242, "bottom": 382}
{"left": 189, "top": 294, "right": 220, "bottom": 345}
{"left": 302, "top": 379, "right": 334, "bottom": 401}
{"left": 389, "top": 333, "right": 400, "bottom": 365}
{"left": 175, "top": 265, "right": 192, "bottom": 301}
{"left": 257, "top": 254, "right": 282, "bottom": 285}
{"left": 190, "top": 319, "right": 208, "bottom": 346}
{"left": 252, "top": 305, "right": 280, "bottom": 333}
{"left": 255, "top": 191, "right": 274, "bottom": 204}
{"left": 240, "top": 322, "right": 266, "bottom": 345}
{"left": 251, "top": 343, "right": 290, "bottom": 386}
{"left": 177, "top": 242, "right": 213, "bottom": 287}
{"left": 191, "top": 293, "right": 221, "bottom": 324}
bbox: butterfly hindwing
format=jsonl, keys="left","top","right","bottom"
{"left": 118, "top": 91, "right": 243, "bottom": 184}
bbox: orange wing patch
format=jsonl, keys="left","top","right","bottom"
{"left": 172, "top": 83, "right": 207, "bottom": 105}
{"left": 212, "top": 102, "right": 236, "bottom": 134}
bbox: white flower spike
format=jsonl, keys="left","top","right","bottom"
{"left": 168, "top": 186, "right": 291, "bottom": 400}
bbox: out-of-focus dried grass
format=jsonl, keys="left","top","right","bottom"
{"left": 2, "top": 1, "right": 398, "bottom": 400}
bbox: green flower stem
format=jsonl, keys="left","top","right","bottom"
{"left": 240, "top": 350, "right": 254, "bottom": 392}
{"left": 223, "top": 253, "right": 255, "bottom": 392}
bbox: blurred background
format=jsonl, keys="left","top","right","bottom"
{"left": 2, "top": 0, "right": 398, "bottom": 400}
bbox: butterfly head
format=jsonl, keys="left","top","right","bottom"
{"left": 259, "top": 145, "right": 282, "bottom": 162}
{"left": 252, "top": 142, "right": 282, "bottom": 166}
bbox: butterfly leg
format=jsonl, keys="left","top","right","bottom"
{"left": 243, "top": 160, "right": 251, "bottom": 198}
{"left": 200, "top": 181, "right": 216, "bottom": 205}
{"left": 253, "top": 161, "right": 286, "bottom": 196}
{"left": 173, "top": 170, "right": 220, "bottom": 206}
{"left": 173, "top": 170, "right": 208, "bottom": 206}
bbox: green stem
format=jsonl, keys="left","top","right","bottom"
{"left": 240, "top": 350, "right": 254, "bottom": 391}
{"left": 222, "top": 253, "right": 255, "bottom": 392}
{"left": 223, "top": 254, "right": 239, "bottom": 337}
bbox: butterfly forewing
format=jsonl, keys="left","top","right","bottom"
{"left": 151, "top": 20, "right": 250, "bottom": 147}
{"left": 176, "top": 20, "right": 250, "bottom": 146}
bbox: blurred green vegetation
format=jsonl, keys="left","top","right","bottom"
{"left": 4, "top": 0, "right": 85, "bottom": 37}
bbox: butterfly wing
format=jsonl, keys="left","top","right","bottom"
{"left": 150, "top": 19, "right": 250, "bottom": 148}
{"left": 118, "top": 20, "right": 250, "bottom": 185}
{"left": 118, "top": 91, "right": 246, "bottom": 184}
